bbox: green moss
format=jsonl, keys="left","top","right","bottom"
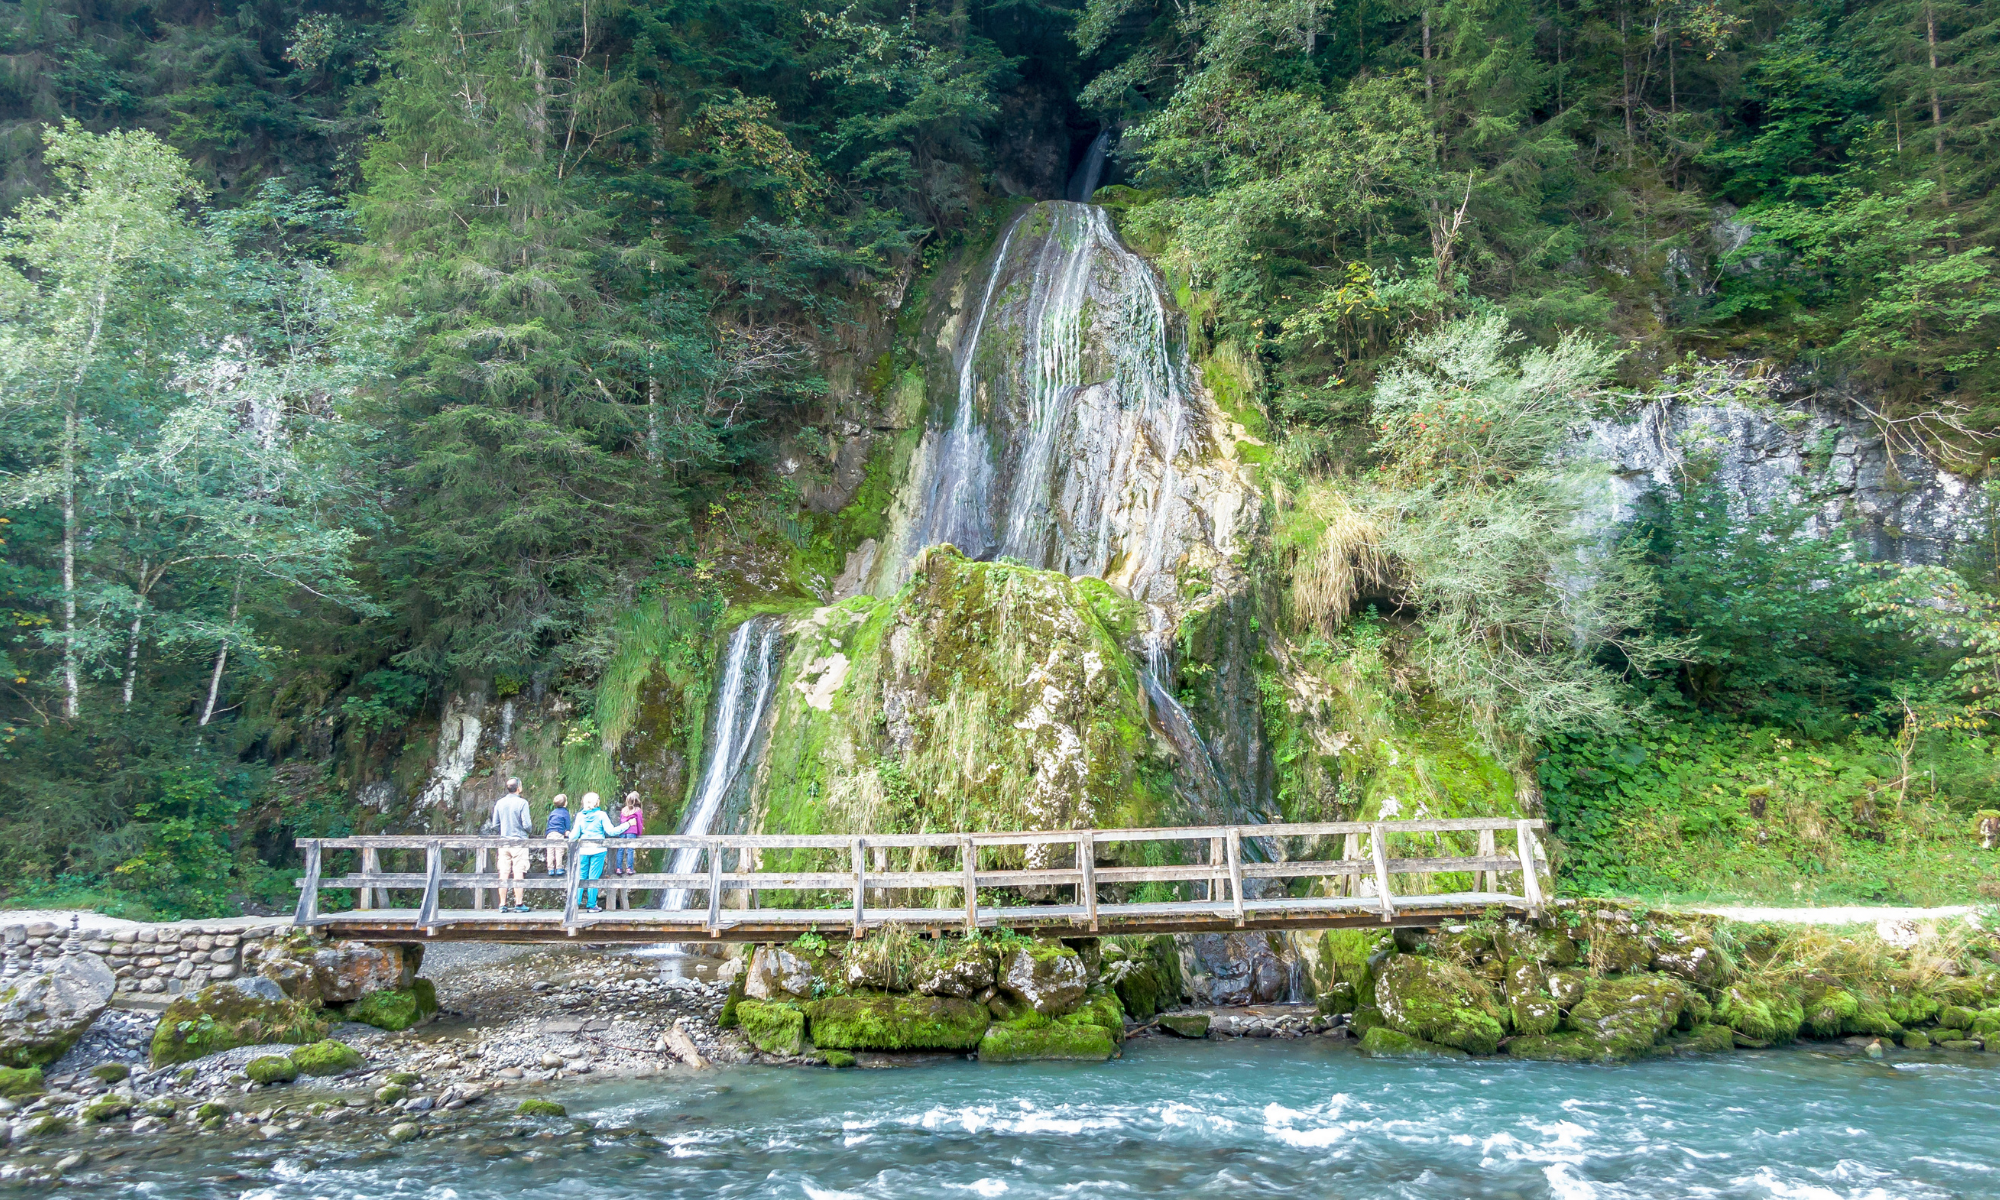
{"left": 1358, "top": 1026, "right": 1468, "bottom": 1059}
{"left": 1714, "top": 982, "right": 1802, "bottom": 1045}
{"left": 738, "top": 1000, "right": 808, "bottom": 1056}
{"left": 1563, "top": 976, "right": 1692, "bottom": 1060}
{"left": 1803, "top": 985, "right": 1860, "bottom": 1037}
{"left": 1507, "top": 1032, "right": 1611, "bottom": 1062}
{"left": 978, "top": 1014, "right": 1117, "bottom": 1063}
{"left": 151, "top": 985, "right": 329, "bottom": 1066}
{"left": 245, "top": 1055, "right": 299, "bottom": 1085}
{"left": 82, "top": 1094, "right": 132, "bottom": 1122}
{"left": 1374, "top": 955, "right": 1507, "bottom": 1055}
{"left": 806, "top": 992, "right": 991, "bottom": 1051}
{"left": 88, "top": 1063, "right": 130, "bottom": 1084}
{"left": 195, "top": 1101, "right": 230, "bottom": 1122}
{"left": 718, "top": 977, "right": 747, "bottom": 1029}
{"left": 290, "top": 1040, "right": 364, "bottom": 1076}
{"left": 1504, "top": 958, "right": 1561, "bottom": 1037}
{"left": 516, "top": 1100, "right": 567, "bottom": 1117}
{"left": 343, "top": 981, "right": 438, "bottom": 1032}
{"left": 822, "top": 1048, "right": 858, "bottom": 1067}
{"left": 0, "top": 1066, "right": 45, "bottom": 1099}
{"left": 1062, "top": 988, "right": 1126, "bottom": 1040}
{"left": 1901, "top": 1030, "right": 1931, "bottom": 1050}
{"left": 1669, "top": 1023, "right": 1738, "bottom": 1054}
{"left": 1104, "top": 936, "right": 1180, "bottom": 1019}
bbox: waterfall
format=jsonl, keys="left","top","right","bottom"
{"left": 1066, "top": 130, "right": 1111, "bottom": 202}
{"left": 659, "top": 617, "right": 781, "bottom": 912}
{"left": 889, "top": 201, "right": 1206, "bottom": 604}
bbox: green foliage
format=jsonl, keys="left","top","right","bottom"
{"left": 342, "top": 980, "right": 438, "bottom": 1031}
{"left": 1543, "top": 718, "right": 2000, "bottom": 904}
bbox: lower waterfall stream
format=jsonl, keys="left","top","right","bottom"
{"left": 658, "top": 616, "right": 781, "bottom": 913}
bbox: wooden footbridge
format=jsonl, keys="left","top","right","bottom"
{"left": 295, "top": 818, "right": 1551, "bottom": 943}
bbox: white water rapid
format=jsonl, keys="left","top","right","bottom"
{"left": 658, "top": 616, "right": 781, "bottom": 912}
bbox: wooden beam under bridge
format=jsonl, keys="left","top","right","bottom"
{"left": 293, "top": 817, "right": 1552, "bottom": 943}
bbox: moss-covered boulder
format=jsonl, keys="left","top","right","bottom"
{"left": 1507, "top": 1032, "right": 1611, "bottom": 1062}
{"left": 1563, "top": 976, "right": 1691, "bottom": 1060}
{"left": 252, "top": 939, "right": 418, "bottom": 1006}
{"left": 1499, "top": 924, "right": 1580, "bottom": 968}
{"left": 1545, "top": 968, "right": 1587, "bottom": 1010}
{"left": 1713, "top": 983, "right": 1803, "bottom": 1045}
{"left": 1314, "top": 929, "right": 1382, "bottom": 1014}
{"left": 1651, "top": 925, "right": 1725, "bottom": 989}
{"left": 343, "top": 980, "right": 438, "bottom": 1032}
{"left": 1158, "top": 1012, "right": 1210, "bottom": 1038}
{"left": 912, "top": 943, "right": 998, "bottom": 999}
{"left": 807, "top": 992, "right": 991, "bottom": 1051}
{"left": 516, "top": 1099, "right": 567, "bottom": 1117}
{"left": 1937, "top": 1004, "right": 1977, "bottom": 1031}
{"left": 998, "top": 943, "right": 1089, "bottom": 1017}
{"left": 1669, "top": 1023, "right": 1737, "bottom": 1055}
{"left": 1374, "top": 955, "right": 1507, "bottom": 1055}
{"left": 1503, "top": 958, "right": 1561, "bottom": 1037}
{"left": 738, "top": 1000, "right": 808, "bottom": 1056}
{"left": 1358, "top": 1026, "right": 1468, "bottom": 1059}
{"left": 291, "top": 1039, "right": 365, "bottom": 1076}
{"left": 1101, "top": 936, "right": 1180, "bottom": 1019}
{"left": 0, "top": 1065, "right": 45, "bottom": 1099}
{"left": 151, "top": 979, "right": 329, "bottom": 1067}
{"left": 979, "top": 1013, "right": 1117, "bottom": 1063}
{"left": 1901, "top": 1030, "right": 1931, "bottom": 1050}
{"left": 245, "top": 1055, "right": 299, "bottom": 1085}
{"left": 1578, "top": 911, "right": 1655, "bottom": 974}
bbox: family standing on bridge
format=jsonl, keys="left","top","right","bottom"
{"left": 485, "top": 779, "right": 646, "bottom": 913}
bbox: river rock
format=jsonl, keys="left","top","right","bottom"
{"left": 150, "top": 982, "right": 329, "bottom": 1066}
{"left": 999, "top": 944, "right": 1089, "bottom": 1016}
{"left": 1157, "top": 1012, "right": 1210, "bottom": 1038}
{"left": 1358, "top": 1026, "right": 1468, "bottom": 1059}
{"left": 744, "top": 946, "right": 817, "bottom": 1001}
{"left": 1181, "top": 933, "right": 1294, "bottom": 1007}
{"left": 1374, "top": 955, "right": 1507, "bottom": 1055}
{"left": 978, "top": 1016, "right": 1116, "bottom": 1063}
{"left": 1651, "top": 928, "right": 1725, "bottom": 989}
{"left": 256, "top": 939, "right": 417, "bottom": 1005}
{"left": 912, "top": 945, "right": 997, "bottom": 999}
{"left": 1100, "top": 936, "right": 1181, "bottom": 1019}
{"left": 344, "top": 980, "right": 438, "bottom": 1031}
{"left": 0, "top": 953, "right": 117, "bottom": 1068}
{"left": 736, "top": 1001, "right": 807, "bottom": 1056}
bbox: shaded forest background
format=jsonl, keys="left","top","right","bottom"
{"left": 2, "top": 0, "right": 1998, "bottom": 915}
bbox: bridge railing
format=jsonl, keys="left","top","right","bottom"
{"left": 294, "top": 818, "right": 1550, "bottom": 936}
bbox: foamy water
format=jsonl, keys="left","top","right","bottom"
{"left": 48, "top": 1038, "right": 1998, "bottom": 1198}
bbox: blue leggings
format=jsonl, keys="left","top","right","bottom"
{"left": 576, "top": 852, "right": 606, "bottom": 908}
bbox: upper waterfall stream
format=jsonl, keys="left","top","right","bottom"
{"left": 659, "top": 616, "right": 781, "bottom": 912}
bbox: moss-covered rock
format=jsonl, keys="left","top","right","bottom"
{"left": 912, "top": 943, "right": 999, "bottom": 999}
{"left": 1507, "top": 1032, "right": 1611, "bottom": 1062}
{"left": 82, "top": 1094, "right": 132, "bottom": 1122}
{"left": 998, "top": 943, "right": 1089, "bottom": 1017}
{"left": 978, "top": 1013, "right": 1117, "bottom": 1063}
{"left": 807, "top": 992, "right": 991, "bottom": 1051}
{"left": 517, "top": 1099, "right": 567, "bottom": 1117}
{"left": 88, "top": 1062, "right": 130, "bottom": 1084}
{"left": 1802, "top": 984, "right": 1861, "bottom": 1038}
{"left": 1102, "top": 936, "right": 1180, "bottom": 1019}
{"left": 1901, "top": 1030, "right": 1931, "bottom": 1050}
{"left": 1969, "top": 1008, "right": 2000, "bottom": 1038}
{"left": 1503, "top": 958, "right": 1560, "bottom": 1037}
{"left": 738, "top": 1000, "right": 808, "bottom": 1056}
{"left": 1544, "top": 969, "right": 1587, "bottom": 1011}
{"left": 718, "top": 976, "right": 747, "bottom": 1029}
{"left": 150, "top": 981, "right": 329, "bottom": 1066}
{"left": 1158, "top": 1012, "right": 1210, "bottom": 1038}
{"left": 245, "top": 1055, "right": 299, "bottom": 1085}
{"left": 1714, "top": 983, "right": 1802, "bottom": 1045}
{"left": 1937, "top": 1004, "right": 1977, "bottom": 1030}
{"left": 252, "top": 938, "right": 418, "bottom": 1005}
{"left": 0, "top": 954, "right": 117, "bottom": 1068}
{"left": 1065, "top": 988, "right": 1126, "bottom": 1041}
{"left": 1651, "top": 927, "right": 1726, "bottom": 989}
{"left": 1668, "top": 1023, "right": 1737, "bottom": 1055}
{"left": 1578, "top": 911, "right": 1655, "bottom": 974}
{"left": 0, "top": 1066, "right": 45, "bottom": 1099}
{"left": 1499, "top": 925, "right": 1580, "bottom": 968}
{"left": 1374, "top": 955, "right": 1507, "bottom": 1055}
{"left": 1563, "top": 976, "right": 1691, "bottom": 1060}
{"left": 291, "top": 1039, "right": 364, "bottom": 1076}
{"left": 343, "top": 980, "right": 438, "bottom": 1032}
{"left": 822, "top": 1049, "right": 857, "bottom": 1067}
{"left": 1358, "top": 1026, "right": 1468, "bottom": 1059}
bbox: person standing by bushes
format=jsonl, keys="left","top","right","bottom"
{"left": 568, "top": 793, "right": 635, "bottom": 913}
{"left": 544, "top": 794, "right": 572, "bottom": 876}
{"left": 489, "top": 778, "right": 534, "bottom": 913}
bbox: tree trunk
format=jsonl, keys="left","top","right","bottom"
{"left": 122, "top": 564, "right": 147, "bottom": 710}
{"left": 1621, "top": 5, "right": 1635, "bottom": 148}
{"left": 1926, "top": 2, "right": 1946, "bottom": 201}
{"left": 199, "top": 579, "right": 242, "bottom": 726}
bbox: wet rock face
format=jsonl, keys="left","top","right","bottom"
{"left": 1182, "top": 933, "right": 1295, "bottom": 1007}
{"left": 1584, "top": 393, "right": 1978, "bottom": 566}
{"left": 0, "top": 954, "right": 116, "bottom": 1068}
{"left": 878, "top": 201, "right": 1257, "bottom": 606}
{"left": 999, "top": 945, "right": 1089, "bottom": 1017}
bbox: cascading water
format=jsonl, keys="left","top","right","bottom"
{"left": 658, "top": 617, "right": 781, "bottom": 913}
{"left": 1066, "top": 129, "right": 1112, "bottom": 202}
{"left": 887, "top": 201, "right": 1220, "bottom": 605}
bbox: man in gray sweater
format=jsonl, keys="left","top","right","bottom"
{"left": 490, "top": 779, "right": 535, "bottom": 913}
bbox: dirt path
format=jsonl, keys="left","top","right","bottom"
{"left": 1680, "top": 905, "right": 1980, "bottom": 928}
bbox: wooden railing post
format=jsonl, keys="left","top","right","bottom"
{"left": 293, "top": 842, "right": 321, "bottom": 926}
{"left": 1369, "top": 822, "right": 1396, "bottom": 921}
{"left": 1515, "top": 820, "right": 1545, "bottom": 911}
{"left": 706, "top": 839, "right": 725, "bottom": 934}
{"left": 1078, "top": 833, "right": 1098, "bottom": 931}
{"left": 1225, "top": 828, "right": 1245, "bottom": 926}
{"left": 1339, "top": 832, "right": 1360, "bottom": 898}
{"left": 748, "top": 846, "right": 762, "bottom": 911}
{"left": 962, "top": 838, "right": 978, "bottom": 933}
{"left": 1209, "top": 836, "right": 1225, "bottom": 904}
{"left": 474, "top": 846, "right": 488, "bottom": 910}
{"left": 357, "top": 847, "right": 376, "bottom": 910}
{"left": 851, "top": 838, "right": 867, "bottom": 936}
{"left": 1478, "top": 828, "right": 1496, "bottom": 894}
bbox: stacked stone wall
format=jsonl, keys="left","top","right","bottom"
{"left": 2, "top": 920, "right": 295, "bottom": 1001}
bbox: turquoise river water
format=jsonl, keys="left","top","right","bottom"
{"left": 55, "top": 1038, "right": 2000, "bottom": 1199}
